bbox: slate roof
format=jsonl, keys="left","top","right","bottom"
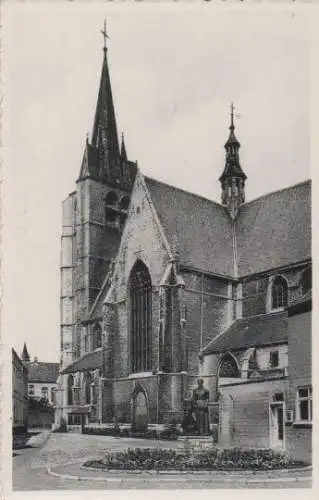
{"left": 28, "top": 362, "right": 60, "bottom": 383}
{"left": 202, "top": 311, "right": 288, "bottom": 355}
{"left": 144, "top": 177, "right": 235, "bottom": 277}
{"left": 61, "top": 349, "right": 103, "bottom": 375}
{"left": 145, "top": 177, "right": 311, "bottom": 279}
{"left": 235, "top": 180, "right": 311, "bottom": 276}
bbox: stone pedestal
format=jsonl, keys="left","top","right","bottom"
{"left": 179, "top": 435, "right": 215, "bottom": 452}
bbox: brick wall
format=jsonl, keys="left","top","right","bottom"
{"left": 285, "top": 309, "right": 312, "bottom": 463}
{"left": 219, "top": 378, "right": 288, "bottom": 449}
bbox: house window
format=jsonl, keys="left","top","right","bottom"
{"left": 129, "top": 259, "right": 152, "bottom": 373}
{"left": 28, "top": 385, "right": 34, "bottom": 396}
{"left": 296, "top": 386, "right": 312, "bottom": 422}
{"left": 93, "top": 323, "right": 102, "bottom": 350}
{"left": 51, "top": 388, "right": 56, "bottom": 405}
{"left": 269, "top": 351, "right": 279, "bottom": 368}
{"left": 271, "top": 276, "right": 288, "bottom": 310}
{"left": 41, "top": 386, "right": 48, "bottom": 399}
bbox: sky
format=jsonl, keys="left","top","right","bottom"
{"left": 3, "top": 4, "right": 311, "bottom": 362}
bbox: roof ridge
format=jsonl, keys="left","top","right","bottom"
{"left": 144, "top": 175, "right": 225, "bottom": 209}
{"left": 242, "top": 179, "right": 311, "bottom": 208}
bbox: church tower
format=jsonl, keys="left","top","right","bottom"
{"left": 60, "top": 22, "right": 137, "bottom": 366}
{"left": 219, "top": 104, "right": 247, "bottom": 219}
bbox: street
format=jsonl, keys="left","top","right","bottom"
{"left": 12, "top": 432, "right": 312, "bottom": 490}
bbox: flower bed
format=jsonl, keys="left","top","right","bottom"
{"left": 84, "top": 447, "right": 306, "bottom": 471}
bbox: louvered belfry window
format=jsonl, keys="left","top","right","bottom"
{"left": 129, "top": 260, "right": 152, "bottom": 373}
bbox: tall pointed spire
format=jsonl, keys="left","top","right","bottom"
{"left": 120, "top": 132, "right": 127, "bottom": 161}
{"left": 219, "top": 104, "right": 247, "bottom": 219}
{"left": 21, "top": 342, "right": 30, "bottom": 363}
{"left": 91, "top": 20, "right": 120, "bottom": 176}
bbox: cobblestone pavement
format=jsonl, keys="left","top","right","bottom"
{"left": 12, "top": 432, "right": 312, "bottom": 490}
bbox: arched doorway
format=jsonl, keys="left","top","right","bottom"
{"left": 132, "top": 386, "right": 149, "bottom": 431}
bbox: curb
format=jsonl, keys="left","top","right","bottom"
{"left": 47, "top": 464, "right": 312, "bottom": 484}
{"left": 81, "top": 464, "right": 312, "bottom": 476}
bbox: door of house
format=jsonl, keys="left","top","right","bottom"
{"left": 269, "top": 403, "right": 285, "bottom": 450}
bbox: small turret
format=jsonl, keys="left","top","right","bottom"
{"left": 219, "top": 104, "right": 247, "bottom": 219}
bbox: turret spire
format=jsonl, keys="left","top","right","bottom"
{"left": 120, "top": 132, "right": 127, "bottom": 161}
{"left": 21, "top": 342, "right": 30, "bottom": 363}
{"left": 219, "top": 104, "right": 247, "bottom": 219}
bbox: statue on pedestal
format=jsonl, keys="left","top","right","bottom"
{"left": 192, "top": 378, "right": 209, "bottom": 435}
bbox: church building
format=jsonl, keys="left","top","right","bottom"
{"left": 56, "top": 27, "right": 311, "bottom": 460}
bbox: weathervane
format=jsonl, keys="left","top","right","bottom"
{"left": 229, "top": 102, "right": 241, "bottom": 130}
{"left": 100, "top": 19, "right": 110, "bottom": 50}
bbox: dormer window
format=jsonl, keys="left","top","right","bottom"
{"left": 271, "top": 276, "right": 288, "bottom": 310}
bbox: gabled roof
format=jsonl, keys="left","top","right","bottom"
{"left": 235, "top": 180, "right": 311, "bottom": 276}
{"left": 203, "top": 311, "right": 288, "bottom": 355}
{"left": 144, "top": 176, "right": 235, "bottom": 277}
{"left": 61, "top": 349, "right": 102, "bottom": 375}
{"left": 28, "top": 362, "right": 60, "bottom": 383}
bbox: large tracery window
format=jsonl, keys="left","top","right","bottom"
{"left": 271, "top": 276, "right": 288, "bottom": 310}
{"left": 129, "top": 260, "right": 152, "bottom": 373}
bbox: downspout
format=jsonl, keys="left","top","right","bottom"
{"left": 200, "top": 273, "right": 204, "bottom": 350}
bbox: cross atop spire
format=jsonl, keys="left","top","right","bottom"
{"left": 100, "top": 19, "right": 110, "bottom": 51}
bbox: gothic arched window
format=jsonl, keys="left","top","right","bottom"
{"left": 84, "top": 372, "right": 92, "bottom": 405}
{"left": 219, "top": 353, "right": 240, "bottom": 378}
{"left": 271, "top": 276, "right": 288, "bottom": 310}
{"left": 93, "top": 323, "right": 102, "bottom": 350}
{"left": 129, "top": 260, "right": 152, "bottom": 373}
{"left": 67, "top": 375, "right": 74, "bottom": 406}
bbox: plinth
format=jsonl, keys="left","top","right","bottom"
{"left": 178, "top": 435, "right": 215, "bottom": 452}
